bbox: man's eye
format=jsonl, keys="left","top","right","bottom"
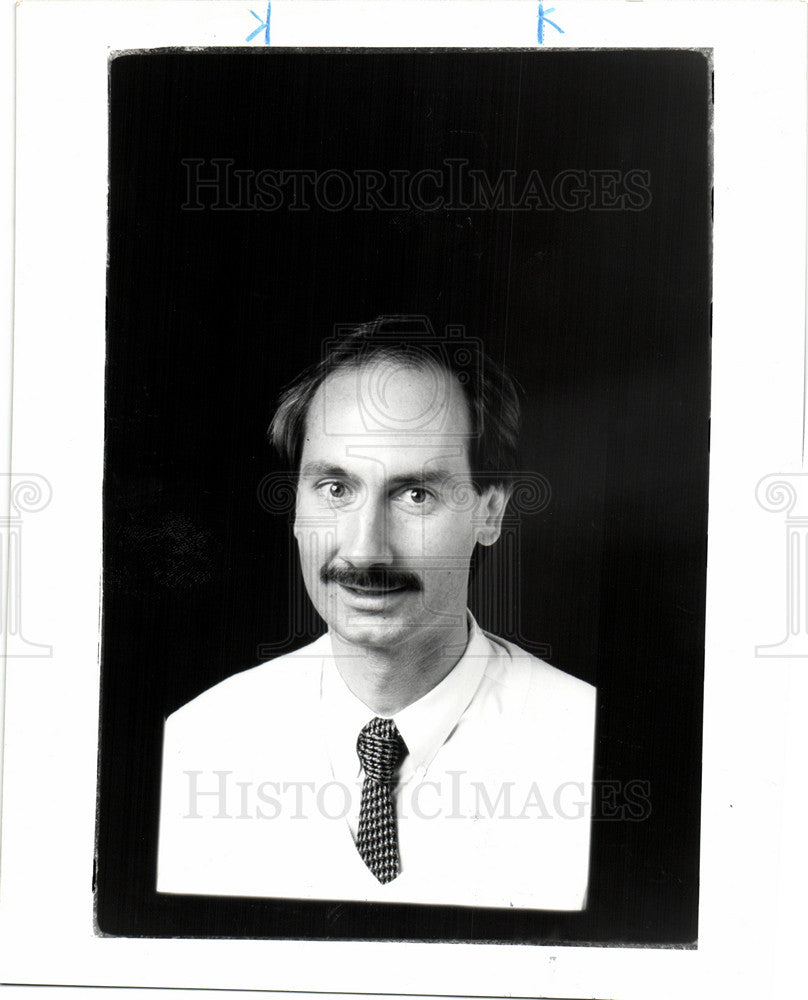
{"left": 316, "top": 481, "right": 352, "bottom": 503}
{"left": 397, "top": 486, "right": 434, "bottom": 507}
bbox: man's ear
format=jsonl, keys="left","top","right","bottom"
{"left": 475, "top": 485, "right": 511, "bottom": 547}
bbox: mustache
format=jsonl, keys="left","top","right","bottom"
{"left": 320, "top": 565, "right": 422, "bottom": 592}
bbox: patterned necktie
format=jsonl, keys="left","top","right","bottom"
{"left": 355, "top": 716, "right": 408, "bottom": 884}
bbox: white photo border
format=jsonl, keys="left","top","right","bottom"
{"left": 2, "top": 1, "right": 807, "bottom": 998}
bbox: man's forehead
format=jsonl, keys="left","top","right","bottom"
{"left": 307, "top": 359, "right": 471, "bottom": 438}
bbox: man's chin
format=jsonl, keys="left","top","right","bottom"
{"left": 327, "top": 613, "right": 416, "bottom": 650}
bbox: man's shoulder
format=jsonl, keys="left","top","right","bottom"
{"left": 479, "top": 627, "right": 596, "bottom": 705}
{"left": 164, "top": 633, "right": 331, "bottom": 731}
{"left": 472, "top": 627, "right": 596, "bottom": 761}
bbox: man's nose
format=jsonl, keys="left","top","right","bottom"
{"left": 340, "top": 499, "right": 393, "bottom": 567}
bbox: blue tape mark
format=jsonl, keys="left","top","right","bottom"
{"left": 537, "top": 2, "right": 564, "bottom": 45}
{"left": 247, "top": 1, "right": 271, "bottom": 44}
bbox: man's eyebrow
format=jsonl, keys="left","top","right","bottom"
{"left": 387, "top": 469, "right": 457, "bottom": 489}
{"left": 298, "top": 462, "right": 459, "bottom": 487}
{"left": 299, "top": 461, "right": 353, "bottom": 479}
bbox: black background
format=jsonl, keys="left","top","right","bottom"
{"left": 99, "top": 49, "right": 711, "bottom": 944}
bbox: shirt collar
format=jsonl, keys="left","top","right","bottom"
{"left": 320, "top": 613, "right": 491, "bottom": 782}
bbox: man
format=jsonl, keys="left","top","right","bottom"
{"left": 157, "top": 318, "right": 596, "bottom": 910}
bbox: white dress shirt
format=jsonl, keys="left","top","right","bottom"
{"left": 157, "top": 615, "right": 597, "bottom": 910}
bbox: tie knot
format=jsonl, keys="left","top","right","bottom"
{"left": 356, "top": 717, "right": 407, "bottom": 783}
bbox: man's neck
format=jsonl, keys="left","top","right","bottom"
{"left": 328, "top": 619, "right": 470, "bottom": 716}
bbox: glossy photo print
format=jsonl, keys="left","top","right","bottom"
{"left": 98, "top": 47, "right": 711, "bottom": 944}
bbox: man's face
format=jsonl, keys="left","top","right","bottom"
{"left": 293, "top": 359, "right": 506, "bottom": 653}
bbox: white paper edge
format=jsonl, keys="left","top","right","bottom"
{"left": 1, "top": 2, "right": 807, "bottom": 998}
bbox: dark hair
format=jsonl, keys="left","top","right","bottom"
{"left": 268, "top": 316, "right": 522, "bottom": 490}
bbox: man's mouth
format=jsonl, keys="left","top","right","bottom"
{"left": 339, "top": 582, "right": 408, "bottom": 596}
